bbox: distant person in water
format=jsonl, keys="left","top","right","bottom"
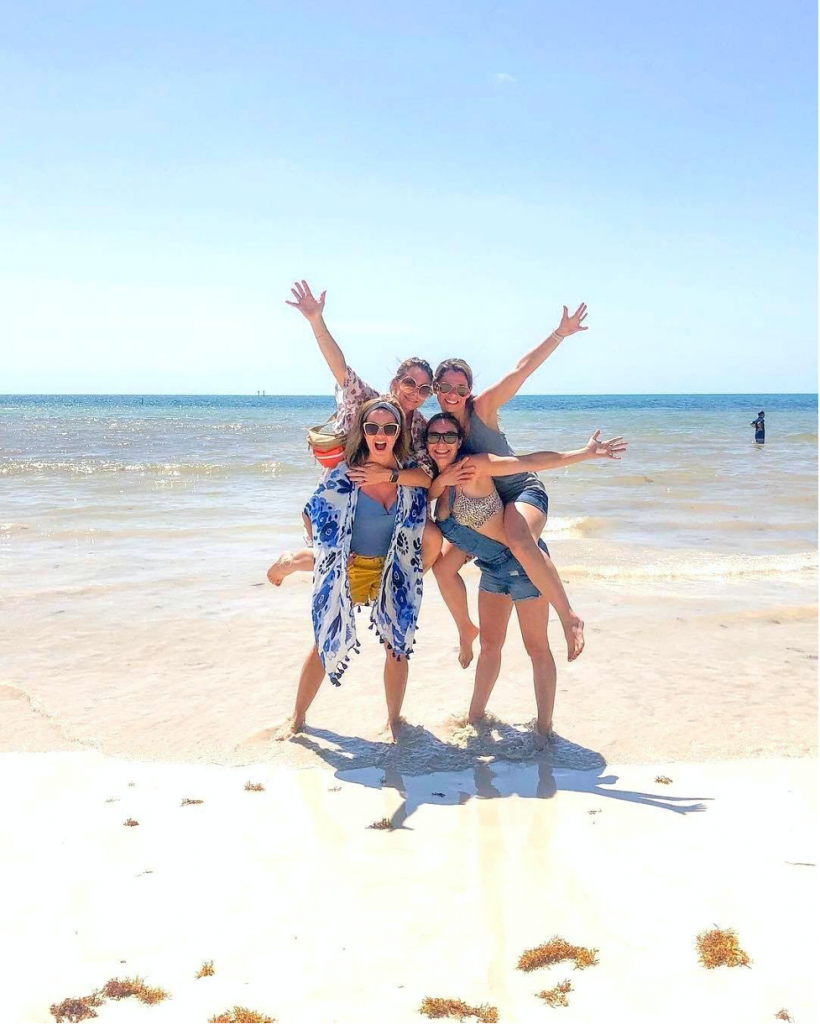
{"left": 751, "top": 410, "right": 765, "bottom": 444}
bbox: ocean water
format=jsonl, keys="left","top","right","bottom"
{"left": 1, "top": 393, "right": 817, "bottom": 766}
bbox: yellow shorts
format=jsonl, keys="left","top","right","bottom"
{"left": 348, "top": 555, "right": 385, "bottom": 605}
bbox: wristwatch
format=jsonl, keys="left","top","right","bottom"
{"left": 389, "top": 469, "right": 399, "bottom": 484}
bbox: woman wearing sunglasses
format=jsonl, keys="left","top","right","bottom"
{"left": 268, "top": 280, "right": 453, "bottom": 586}
{"left": 425, "top": 413, "right": 626, "bottom": 737}
{"left": 429, "top": 304, "right": 592, "bottom": 668}
{"left": 276, "top": 397, "right": 428, "bottom": 742}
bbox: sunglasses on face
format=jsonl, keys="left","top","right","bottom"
{"left": 364, "top": 421, "right": 400, "bottom": 437}
{"left": 434, "top": 382, "right": 471, "bottom": 397}
{"left": 426, "top": 430, "right": 459, "bottom": 444}
{"left": 398, "top": 376, "right": 433, "bottom": 398}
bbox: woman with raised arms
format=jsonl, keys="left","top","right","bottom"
{"left": 268, "top": 280, "right": 455, "bottom": 586}
{"left": 426, "top": 413, "right": 627, "bottom": 737}
{"left": 430, "top": 304, "right": 591, "bottom": 667}
{"left": 276, "top": 397, "right": 428, "bottom": 741}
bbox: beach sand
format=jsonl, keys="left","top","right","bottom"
{"left": 1, "top": 751, "right": 816, "bottom": 1023}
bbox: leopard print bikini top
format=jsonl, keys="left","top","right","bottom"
{"left": 452, "top": 487, "right": 503, "bottom": 530}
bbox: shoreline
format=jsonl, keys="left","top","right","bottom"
{"left": 2, "top": 750, "right": 816, "bottom": 1023}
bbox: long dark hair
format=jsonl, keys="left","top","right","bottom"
{"left": 345, "top": 395, "right": 410, "bottom": 468}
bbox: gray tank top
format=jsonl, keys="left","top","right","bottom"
{"left": 459, "top": 407, "right": 545, "bottom": 505}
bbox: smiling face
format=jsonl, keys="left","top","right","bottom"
{"left": 426, "top": 415, "right": 461, "bottom": 471}
{"left": 391, "top": 364, "right": 433, "bottom": 415}
{"left": 435, "top": 368, "right": 472, "bottom": 417}
{"left": 364, "top": 407, "right": 401, "bottom": 460}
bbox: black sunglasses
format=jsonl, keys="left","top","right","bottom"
{"left": 434, "top": 382, "right": 471, "bottom": 397}
{"left": 364, "top": 422, "right": 400, "bottom": 437}
{"left": 398, "top": 376, "right": 433, "bottom": 398}
{"left": 426, "top": 430, "right": 459, "bottom": 444}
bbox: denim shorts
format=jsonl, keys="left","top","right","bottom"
{"left": 512, "top": 485, "right": 549, "bottom": 518}
{"left": 477, "top": 538, "right": 551, "bottom": 603}
{"left": 437, "top": 515, "right": 550, "bottom": 604}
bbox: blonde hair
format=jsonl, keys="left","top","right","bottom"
{"left": 345, "top": 395, "right": 410, "bottom": 468}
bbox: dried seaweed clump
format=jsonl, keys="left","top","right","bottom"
{"left": 537, "top": 980, "right": 573, "bottom": 1007}
{"left": 50, "top": 992, "right": 103, "bottom": 1022}
{"left": 122, "top": 818, "right": 139, "bottom": 827}
{"left": 244, "top": 781, "right": 265, "bottom": 792}
{"left": 696, "top": 927, "right": 751, "bottom": 969}
{"left": 774, "top": 1011, "right": 794, "bottom": 1022}
{"left": 517, "top": 936, "right": 599, "bottom": 972}
{"left": 419, "top": 996, "right": 499, "bottom": 1022}
{"left": 655, "top": 775, "right": 673, "bottom": 784}
{"left": 181, "top": 797, "right": 204, "bottom": 806}
{"left": 368, "top": 817, "right": 394, "bottom": 831}
{"left": 208, "top": 1008, "right": 275, "bottom": 1023}
{"left": 101, "top": 976, "right": 169, "bottom": 1004}
{"left": 196, "top": 960, "right": 215, "bottom": 978}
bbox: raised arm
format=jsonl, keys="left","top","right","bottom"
{"left": 473, "top": 304, "right": 588, "bottom": 420}
{"left": 285, "top": 279, "right": 346, "bottom": 387}
{"left": 471, "top": 431, "right": 627, "bottom": 476}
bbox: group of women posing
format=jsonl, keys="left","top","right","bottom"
{"left": 268, "top": 280, "right": 627, "bottom": 742}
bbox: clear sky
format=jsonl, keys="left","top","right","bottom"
{"left": 2, "top": 0, "right": 817, "bottom": 395}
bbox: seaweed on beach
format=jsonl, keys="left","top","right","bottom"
{"left": 537, "top": 980, "right": 573, "bottom": 1007}
{"left": 101, "top": 976, "right": 169, "bottom": 1004}
{"left": 419, "top": 996, "right": 499, "bottom": 1022}
{"left": 244, "top": 781, "right": 265, "bottom": 792}
{"left": 774, "top": 1011, "right": 794, "bottom": 1022}
{"left": 49, "top": 992, "right": 103, "bottom": 1022}
{"left": 208, "top": 1008, "right": 275, "bottom": 1022}
{"left": 104, "top": 797, "right": 119, "bottom": 803}
{"left": 122, "top": 818, "right": 139, "bottom": 827}
{"left": 196, "top": 960, "right": 215, "bottom": 978}
{"left": 695, "top": 927, "right": 751, "bottom": 969}
{"left": 181, "top": 797, "right": 204, "bottom": 805}
{"left": 517, "top": 937, "right": 599, "bottom": 972}
{"left": 368, "top": 817, "right": 394, "bottom": 831}
{"left": 655, "top": 776, "right": 673, "bottom": 784}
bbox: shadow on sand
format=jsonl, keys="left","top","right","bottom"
{"left": 290, "top": 720, "right": 711, "bottom": 827}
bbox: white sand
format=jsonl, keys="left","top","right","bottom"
{"left": 2, "top": 751, "right": 816, "bottom": 1024}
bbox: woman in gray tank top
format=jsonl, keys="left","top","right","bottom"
{"left": 429, "top": 302, "right": 591, "bottom": 668}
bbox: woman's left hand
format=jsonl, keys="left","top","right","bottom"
{"left": 556, "top": 303, "right": 588, "bottom": 338}
{"left": 348, "top": 462, "right": 393, "bottom": 486}
{"left": 585, "top": 429, "right": 628, "bottom": 459}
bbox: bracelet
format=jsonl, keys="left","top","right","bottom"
{"left": 551, "top": 330, "right": 565, "bottom": 342}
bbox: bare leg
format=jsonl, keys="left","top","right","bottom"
{"left": 275, "top": 645, "right": 325, "bottom": 739}
{"left": 421, "top": 518, "right": 443, "bottom": 572}
{"left": 468, "top": 591, "right": 513, "bottom": 723}
{"left": 504, "top": 502, "right": 585, "bottom": 662}
{"left": 268, "top": 513, "right": 315, "bottom": 585}
{"left": 432, "top": 541, "right": 480, "bottom": 668}
{"left": 383, "top": 653, "right": 409, "bottom": 741}
{"left": 514, "top": 596, "right": 556, "bottom": 739}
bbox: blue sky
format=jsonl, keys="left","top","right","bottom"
{"left": 2, "top": 0, "right": 816, "bottom": 394}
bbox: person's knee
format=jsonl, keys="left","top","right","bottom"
{"left": 523, "top": 634, "right": 551, "bottom": 660}
{"left": 422, "top": 525, "right": 443, "bottom": 564}
{"left": 508, "top": 531, "right": 536, "bottom": 557}
{"left": 432, "top": 555, "right": 455, "bottom": 581}
{"left": 479, "top": 633, "right": 505, "bottom": 656}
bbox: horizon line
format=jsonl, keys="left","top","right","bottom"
{"left": 2, "top": 391, "right": 818, "bottom": 399}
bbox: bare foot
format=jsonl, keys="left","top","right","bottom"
{"left": 273, "top": 714, "right": 305, "bottom": 741}
{"left": 384, "top": 716, "right": 407, "bottom": 743}
{"left": 532, "top": 721, "right": 554, "bottom": 750}
{"left": 267, "top": 551, "right": 295, "bottom": 587}
{"left": 564, "top": 612, "right": 585, "bottom": 662}
{"left": 458, "top": 622, "right": 480, "bottom": 669}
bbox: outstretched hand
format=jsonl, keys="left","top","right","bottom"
{"left": 585, "top": 429, "right": 628, "bottom": 459}
{"left": 556, "top": 303, "right": 588, "bottom": 337}
{"left": 285, "top": 279, "right": 326, "bottom": 320}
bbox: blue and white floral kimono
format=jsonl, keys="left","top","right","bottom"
{"left": 305, "top": 462, "right": 427, "bottom": 685}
